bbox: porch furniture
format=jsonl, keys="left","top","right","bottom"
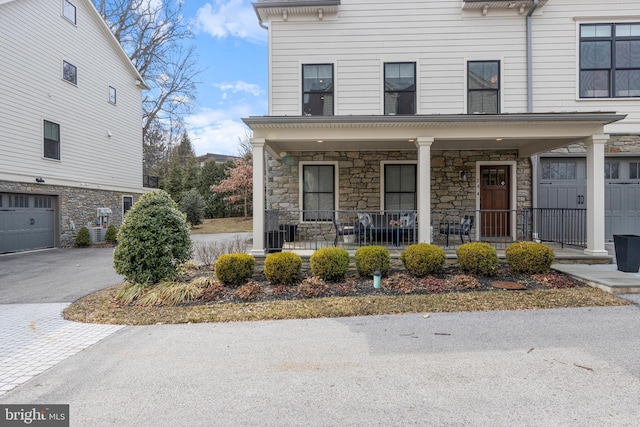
{"left": 359, "top": 212, "right": 418, "bottom": 246}
{"left": 333, "top": 219, "right": 356, "bottom": 246}
{"left": 439, "top": 215, "right": 474, "bottom": 247}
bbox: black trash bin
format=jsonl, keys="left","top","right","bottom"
{"left": 266, "top": 230, "right": 285, "bottom": 253}
{"left": 613, "top": 234, "right": 640, "bottom": 273}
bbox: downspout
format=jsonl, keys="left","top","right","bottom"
{"left": 527, "top": 0, "right": 540, "bottom": 239}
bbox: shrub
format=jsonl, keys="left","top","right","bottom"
{"left": 309, "top": 247, "right": 350, "bottom": 281}
{"left": 355, "top": 246, "right": 390, "bottom": 278}
{"left": 456, "top": 242, "right": 498, "bottom": 276}
{"left": 180, "top": 189, "right": 205, "bottom": 226}
{"left": 104, "top": 225, "right": 118, "bottom": 244}
{"left": 113, "top": 190, "right": 192, "bottom": 285}
{"left": 235, "top": 281, "right": 263, "bottom": 301}
{"left": 75, "top": 226, "right": 91, "bottom": 247}
{"left": 193, "top": 235, "right": 250, "bottom": 267}
{"left": 297, "top": 276, "right": 330, "bottom": 298}
{"left": 505, "top": 241, "right": 555, "bottom": 274}
{"left": 400, "top": 244, "right": 446, "bottom": 277}
{"left": 264, "top": 252, "right": 302, "bottom": 285}
{"left": 214, "top": 253, "right": 255, "bottom": 287}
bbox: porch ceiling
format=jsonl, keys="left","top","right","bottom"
{"left": 242, "top": 112, "right": 626, "bottom": 158}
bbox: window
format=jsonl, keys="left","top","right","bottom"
{"left": 384, "top": 164, "right": 416, "bottom": 210}
{"left": 384, "top": 62, "right": 416, "bottom": 115}
{"left": 630, "top": 162, "right": 640, "bottom": 179}
{"left": 302, "top": 164, "right": 335, "bottom": 221}
{"left": 580, "top": 23, "right": 640, "bottom": 98}
{"left": 542, "top": 161, "right": 577, "bottom": 180}
{"left": 44, "top": 120, "right": 60, "bottom": 160}
{"left": 63, "top": 61, "right": 77, "bottom": 85}
{"left": 302, "top": 64, "right": 333, "bottom": 116}
{"left": 34, "top": 196, "right": 52, "bottom": 209}
{"left": 10, "top": 195, "right": 29, "bottom": 208}
{"left": 109, "top": 86, "right": 117, "bottom": 104}
{"left": 63, "top": 0, "right": 76, "bottom": 24}
{"left": 605, "top": 161, "right": 620, "bottom": 179}
{"left": 468, "top": 61, "right": 500, "bottom": 113}
{"left": 123, "top": 196, "right": 133, "bottom": 216}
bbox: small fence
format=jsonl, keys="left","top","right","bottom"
{"left": 264, "top": 208, "right": 587, "bottom": 252}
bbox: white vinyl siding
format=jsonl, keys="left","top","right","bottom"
{"left": 266, "top": 0, "right": 640, "bottom": 132}
{"left": 0, "top": 0, "right": 143, "bottom": 192}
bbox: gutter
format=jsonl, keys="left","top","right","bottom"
{"left": 526, "top": 0, "right": 539, "bottom": 113}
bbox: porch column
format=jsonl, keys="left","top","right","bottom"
{"left": 416, "top": 137, "right": 434, "bottom": 243}
{"left": 584, "top": 134, "right": 609, "bottom": 256}
{"left": 251, "top": 138, "right": 266, "bottom": 256}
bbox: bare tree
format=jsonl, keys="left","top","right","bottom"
{"left": 94, "top": 0, "right": 201, "bottom": 171}
{"left": 237, "top": 131, "right": 253, "bottom": 160}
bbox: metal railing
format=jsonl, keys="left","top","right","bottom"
{"left": 531, "top": 208, "right": 587, "bottom": 248}
{"left": 264, "top": 208, "right": 588, "bottom": 252}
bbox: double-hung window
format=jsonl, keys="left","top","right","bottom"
{"left": 580, "top": 23, "right": 640, "bottom": 98}
{"left": 302, "top": 64, "right": 333, "bottom": 116}
{"left": 63, "top": 61, "right": 77, "bottom": 85}
{"left": 302, "top": 164, "right": 335, "bottom": 221}
{"left": 384, "top": 164, "right": 417, "bottom": 211}
{"left": 44, "top": 120, "right": 60, "bottom": 160}
{"left": 384, "top": 62, "right": 416, "bottom": 115}
{"left": 467, "top": 61, "right": 500, "bottom": 113}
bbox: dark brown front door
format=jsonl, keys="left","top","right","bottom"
{"left": 480, "top": 165, "right": 510, "bottom": 238}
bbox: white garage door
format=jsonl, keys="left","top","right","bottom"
{"left": 0, "top": 193, "right": 55, "bottom": 253}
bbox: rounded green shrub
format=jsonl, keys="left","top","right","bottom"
{"left": 456, "top": 242, "right": 498, "bottom": 276}
{"left": 505, "top": 241, "right": 555, "bottom": 274}
{"left": 113, "top": 190, "right": 192, "bottom": 285}
{"left": 215, "top": 253, "right": 255, "bottom": 287}
{"left": 400, "top": 243, "right": 446, "bottom": 277}
{"left": 104, "top": 224, "right": 118, "bottom": 244}
{"left": 264, "top": 252, "right": 302, "bottom": 285}
{"left": 309, "top": 248, "right": 350, "bottom": 282}
{"left": 355, "top": 246, "right": 390, "bottom": 278}
{"left": 75, "top": 226, "right": 91, "bottom": 247}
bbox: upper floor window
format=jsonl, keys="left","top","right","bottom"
{"left": 384, "top": 62, "right": 416, "bottom": 115}
{"left": 580, "top": 23, "right": 640, "bottom": 98}
{"left": 63, "top": 0, "right": 76, "bottom": 24}
{"left": 468, "top": 61, "right": 500, "bottom": 114}
{"left": 44, "top": 120, "right": 60, "bottom": 160}
{"left": 109, "top": 86, "right": 117, "bottom": 104}
{"left": 63, "top": 61, "right": 77, "bottom": 85}
{"left": 302, "top": 64, "right": 333, "bottom": 116}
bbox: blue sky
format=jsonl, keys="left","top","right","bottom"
{"left": 180, "top": 0, "right": 268, "bottom": 156}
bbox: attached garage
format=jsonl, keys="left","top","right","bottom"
{"left": 0, "top": 193, "right": 56, "bottom": 253}
{"left": 538, "top": 157, "right": 640, "bottom": 240}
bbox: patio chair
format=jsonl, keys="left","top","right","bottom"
{"left": 333, "top": 218, "right": 356, "bottom": 246}
{"left": 439, "top": 215, "right": 474, "bottom": 246}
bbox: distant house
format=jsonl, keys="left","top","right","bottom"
{"left": 0, "top": 0, "right": 148, "bottom": 253}
{"left": 196, "top": 153, "right": 239, "bottom": 167}
{"left": 243, "top": 0, "right": 640, "bottom": 255}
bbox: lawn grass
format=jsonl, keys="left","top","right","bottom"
{"left": 190, "top": 217, "right": 252, "bottom": 234}
{"left": 64, "top": 285, "right": 630, "bottom": 325}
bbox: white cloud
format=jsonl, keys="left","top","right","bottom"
{"left": 214, "top": 81, "right": 264, "bottom": 97}
{"left": 185, "top": 99, "right": 267, "bottom": 156}
{"left": 195, "top": 0, "right": 266, "bottom": 44}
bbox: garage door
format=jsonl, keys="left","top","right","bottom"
{"left": 0, "top": 193, "right": 55, "bottom": 253}
{"left": 538, "top": 157, "right": 640, "bottom": 241}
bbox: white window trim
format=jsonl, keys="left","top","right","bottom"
{"left": 62, "top": 60, "right": 77, "bottom": 86}
{"left": 475, "top": 161, "right": 518, "bottom": 241}
{"left": 42, "top": 118, "right": 61, "bottom": 162}
{"left": 380, "top": 160, "right": 418, "bottom": 210}
{"left": 109, "top": 86, "right": 117, "bottom": 105}
{"left": 62, "top": 0, "right": 76, "bottom": 25}
{"left": 298, "top": 161, "right": 339, "bottom": 223}
{"left": 463, "top": 57, "right": 504, "bottom": 114}
{"left": 379, "top": 59, "right": 421, "bottom": 115}
{"left": 298, "top": 60, "right": 338, "bottom": 116}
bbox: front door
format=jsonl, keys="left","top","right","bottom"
{"left": 480, "top": 165, "right": 510, "bottom": 238}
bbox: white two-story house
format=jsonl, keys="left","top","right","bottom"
{"left": 0, "top": 0, "right": 147, "bottom": 253}
{"left": 243, "top": 0, "right": 640, "bottom": 256}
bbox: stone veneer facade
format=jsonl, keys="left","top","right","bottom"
{"left": 267, "top": 149, "right": 532, "bottom": 212}
{"left": 548, "top": 134, "right": 640, "bottom": 155}
{"left": 0, "top": 180, "right": 142, "bottom": 247}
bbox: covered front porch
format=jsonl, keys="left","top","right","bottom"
{"left": 243, "top": 112, "right": 625, "bottom": 258}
